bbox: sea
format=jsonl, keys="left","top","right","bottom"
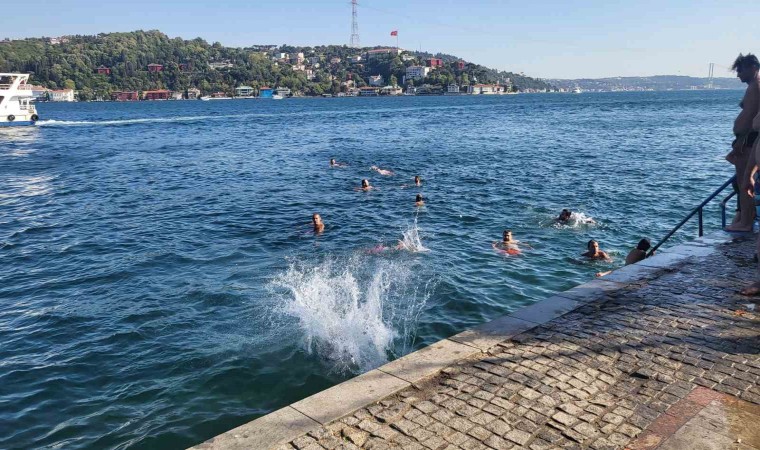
{"left": 0, "top": 91, "right": 742, "bottom": 449}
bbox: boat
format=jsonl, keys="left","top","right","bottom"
{"left": 272, "top": 95, "right": 283, "bottom": 100}
{"left": 0, "top": 73, "right": 39, "bottom": 127}
{"left": 572, "top": 87, "right": 582, "bottom": 94}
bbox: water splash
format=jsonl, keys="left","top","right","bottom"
{"left": 398, "top": 218, "right": 429, "bottom": 253}
{"left": 35, "top": 115, "right": 237, "bottom": 127}
{"left": 554, "top": 212, "right": 597, "bottom": 229}
{"left": 269, "top": 255, "right": 431, "bottom": 374}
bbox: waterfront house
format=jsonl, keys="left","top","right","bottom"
{"left": 359, "top": 87, "right": 380, "bottom": 96}
{"left": 22, "top": 84, "right": 48, "bottom": 100}
{"left": 259, "top": 86, "right": 274, "bottom": 98}
{"left": 275, "top": 87, "right": 292, "bottom": 97}
{"left": 235, "top": 86, "right": 255, "bottom": 97}
{"left": 380, "top": 85, "right": 402, "bottom": 96}
{"left": 346, "top": 87, "right": 360, "bottom": 97}
{"left": 368, "top": 75, "right": 384, "bottom": 87}
{"left": 147, "top": 63, "right": 163, "bottom": 73}
{"left": 467, "top": 84, "right": 506, "bottom": 95}
{"left": 187, "top": 88, "right": 201, "bottom": 100}
{"left": 143, "top": 90, "right": 171, "bottom": 100}
{"left": 96, "top": 65, "right": 111, "bottom": 75}
{"left": 405, "top": 65, "right": 430, "bottom": 81}
{"left": 49, "top": 89, "right": 76, "bottom": 102}
{"left": 211, "top": 91, "right": 228, "bottom": 98}
{"left": 446, "top": 84, "right": 460, "bottom": 94}
{"left": 111, "top": 91, "right": 139, "bottom": 101}
{"left": 171, "top": 91, "right": 184, "bottom": 100}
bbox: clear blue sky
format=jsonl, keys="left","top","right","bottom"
{"left": 5, "top": 0, "right": 760, "bottom": 79}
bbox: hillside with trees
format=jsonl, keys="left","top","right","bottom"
{"left": 0, "top": 30, "right": 553, "bottom": 99}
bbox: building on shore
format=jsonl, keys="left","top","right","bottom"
{"left": 49, "top": 89, "right": 76, "bottom": 102}
{"left": 259, "top": 86, "right": 273, "bottom": 98}
{"left": 427, "top": 58, "right": 444, "bottom": 68}
{"left": 187, "top": 88, "right": 201, "bottom": 100}
{"left": 171, "top": 91, "right": 184, "bottom": 100}
{"left": 210, "top": 91, "right": 228, "bottom": 98}
{"left": 359, "top": 87, "right": 379, "bottom": 96}
{"left": 368, "top": 75, "right": 384, "bottom": 87}
{"left": 143, "top": 90, "right": 171, "bottom": 100}
{"left": 380, "top": 85, "right": 402, "bottom": 96}
{"left": 111, "top": 91, "right": 139, "bottom": 101}
{"left": 96, "top": 65, "right": 111, "bottom": 75}
{"left": 405, "top": 65, "right": 430, "bottom": 82}
{"left": 235, "top": 86, "right": 255, "bottom": 97}
{"left": 467, "top": 84, "right": 506, "bottom": 95}
{"left": 147, "top": 63, "right": 163, "bottom": 73}
{"left": 275, "top": 87, "right": 292, "bottom": 97}
{"left": 445, "top": 84, "right": 461, "bottom": 95}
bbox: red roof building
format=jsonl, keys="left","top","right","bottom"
{"left": 427, "top": 58, "right": 444, "bottom": 68}
{"left": 147, "top": 63, "right": 164, "bottom": 73}
{"left": 112, "top": 91, "right": 139, "bottom": 101}
{"left": 96, "top": 65, "right": 111, "bottom": 75}
{"left": 456, "top": 61, "right": 465, "bottom": 70}
{"left": 143, "top": 90, "right": 171, "bottom": 100}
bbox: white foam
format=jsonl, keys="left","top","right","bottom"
{"left": 35, "top": 114, "right": 238, "bottom": 127}
{"left": 270, "top": 255, "right": 430, "bottom": 374}
{"left": 398, "top": 218, "right": 429, "bottom": 253}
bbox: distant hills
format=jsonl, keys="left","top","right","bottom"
{"left": 0, "top": 30, "right": 553, "bottom": 100}
{"left": 547, "top": 75, "right": 743, "bottom": 92}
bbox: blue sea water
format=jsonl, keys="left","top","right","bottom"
{"left": 0, "top": 91, "right": 741, "bottom": 449}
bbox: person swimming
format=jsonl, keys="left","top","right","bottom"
{"left": 625, "top": 238, "right": 651, "bottom": 265}
{"left": 312, "top": 213, "right": 325, "bottom": 233}
{"left": 371, "top": 165, "right": 394, "bottom": 176}
{"left": 492, "top": 229, "right": 530, "bottom": 255}
{"left": 415, "top": 193, "right": 425, "bottom": 206}
{"left": 557, "top": 209, "right": 572, "bottom": 223}
{"left": 414, "top": 175, "right": 422, "bottom": 186}
{"left": 582, "top": 239, "right": 611, "bottom": 261}
{"left": 355, "top": 179, "right": 374, "bottom": 191}
{"left": 330, "top": 158, "right": 346, "bottom": 167}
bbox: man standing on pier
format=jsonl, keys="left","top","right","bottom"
{"left": 726, "top": 53, "right": 760, "bottom": 232}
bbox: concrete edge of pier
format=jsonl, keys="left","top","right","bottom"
{"left": 188, "top": 231, "right": 736, "bottom": 450}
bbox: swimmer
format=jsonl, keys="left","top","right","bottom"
{"left": 596, "top": 238, "right": 651, "bottom": 277}
{"left": 330, "top": 158, "right": 347, "bottom": 168}
{"left": 492, "top": 229, "right": 531, "bottom": 255}
{"left": 355, "top": 179, "right": 375, "bottom": 191}
{"left": 582, "top": 239, "right": 611, "bottom": 261}
{"left": 371, "top": 165, "right": 395, "bottom": 176}
{"left": 414, "top": 175, "right": 422, "bottom": 186}
{"left": 312, "top": 213, "right": 325, "bottom": 233}
{"left": 415, "top": 194, "right": 425, "bottom": 206}
{"left": 557, "top": 209, "right": 572, "bottom": 223}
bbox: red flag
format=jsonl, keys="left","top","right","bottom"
{"left": 390, "top": 30, "right": 398, "bottom": 36}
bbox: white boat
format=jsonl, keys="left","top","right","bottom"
{"left": 272, "top": 94, "right": 283, "bottom": 100}
{"left": 0, "top": 73, "right": 39, "bottom": 127}
{"left": 572, "top": 87, "right": 582, "bottom": 94}
{"left": 200, "top": 96, "right": 232, "bottom": 101}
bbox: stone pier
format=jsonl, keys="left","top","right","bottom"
{"left": 192, "top": 232, "right": 760, "bottom": 450}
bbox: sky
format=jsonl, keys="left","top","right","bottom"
{"left": 4, "top": 0, "right": 760, "bottom": 79}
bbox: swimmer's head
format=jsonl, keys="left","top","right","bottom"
{"left": 330, "top": 158, "right": 336, "bottom": 166}
{"left": 637, "top": 238, "right": 651, "bottom": 251}
{"left": 414, "top": 175, "right": 421, "bottom": 185}
{"left": 559, "top": 209, "right": 571, "bottom": 221}
{"left": 312, "top": 213, "right": 323, "bottom": 225}
{"left": 416, "top": 194, "right": 423, "bottom": 202}
{"left": 361, "top": 179, "right": 370, "bottom": 188}
{"left": 503, "top": 230, "right": 513, "bottom": 242}
{"left": 588, "top": 239, "right": 599, "bottom": 252}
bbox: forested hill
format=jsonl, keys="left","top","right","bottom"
{"left": 0, "top": 30, "right": 553, "bottom": 99}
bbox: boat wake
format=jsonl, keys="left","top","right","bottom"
{"left": 269, "top": 254, "right": 432, "bottom": 374}
{"left": 35, "top": 114, "right": 239, "bottom": 127}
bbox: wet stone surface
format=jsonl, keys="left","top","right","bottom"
{"left": 282, "top": 238, "right": 759, "bottom": 449}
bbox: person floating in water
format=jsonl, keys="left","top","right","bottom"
{"left": 596, "top": 238, "right": 652, "bottom": 276}
{"left": 312, "top": 213, "right": 325, "bottom": 233}
{"left": 493, "top": 230, "right": 530, "bottom": 255}
{"left": 371, "top": 165, "right": 394, "bottom": 176}
{"left": 401, "top": 175, "right": 422, "bottom": 188}
{"left": 582, "top": 239, "right": 611, "bottom": 261}
{"left": 329, "top": 158, "right": 347, "bottom": 168}
{"left": 415, "top": 194, "right": 425, "bottom": 206}
{"left": 557, "top": 209, "right": 572, "bottom": 223}
{"left": 355, "top": 179, "right": 375, "bottom": 191}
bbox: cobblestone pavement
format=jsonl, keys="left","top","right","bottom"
{"left": 281, "top": 239, "right": 760, "bottom": 450}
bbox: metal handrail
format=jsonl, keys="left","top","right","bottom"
{"left": 648, "top": 175, "right": 736, "bottom": 256}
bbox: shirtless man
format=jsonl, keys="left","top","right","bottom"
{"left": 355, "top": 179, "right": 374, "bottom": 191}
{"left": 493, "top": 230, "right": 530, "bottom": 255}
{"left": 582, "top": 240, "right": 611, "bottom": 261}
{"left": 414, "top": 175, "right": 422, "bottom": 186}
{"left": 726, "top": 54, "right": 760, "bottom": 232}
{"left": 557, "top": 209, "right": 572, "bottom": 223}
{"left": 329, "top": 158, "right": 346, "bottom": 168}
{"left": 312, "top": 213, "right": 325, "bottom": 233}
{"left": 371, "top": 165, "right": 394, "bottom": 176}
{"left": 625, "top": 238, "right": 651, "bottom": 265}
{"left": 415, "top": 194, "right": 425, "bottom": 206}
{"left": 739, "top": 60, "right": 760, "bottom": 295}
